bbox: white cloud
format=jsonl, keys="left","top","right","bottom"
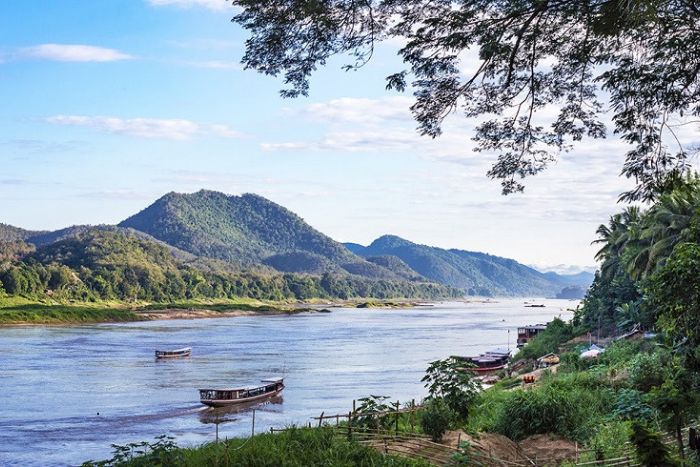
{"left": 296, "top": 96, "right": 414, "bottom": 125}
{"left": 22, "top": 44, "right": 133, "bottom": 62}
{"left": 147, "top": 0, "right": 233, "bottom": 11}
{"left": 45, "top": 115, "right": 240, "bottom": 140}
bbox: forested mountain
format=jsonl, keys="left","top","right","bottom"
{"left": 118, "top": 190, "right": 400, "bottom": 280}
{"left": 346, "top": 235, "right": 592, "bottom": 297}
{"left": 0, "top": 228, "right": 458, "bottom": 301}
{"left": 0, "top": 223, "right": 40, "bottom": 242}
{"left": 0, "top": 191, "right": 590, "bottom": 299}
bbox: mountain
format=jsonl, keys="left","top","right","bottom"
{"left": 0, "top": 226, "right": 460, "bottom": 302}
{"left": 0, "top": 223, "right": 41, "bottom": 242}
{"left": 346, "top": 235, "right": 592, "bottom": 297}
{"left": 541, "top": 271, "right": 595, "bottom": 288}
{"left": 118, "top": 190, "right": 401, "bottom": 280}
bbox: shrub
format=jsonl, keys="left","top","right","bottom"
{"left": 613, "top": 389, "right": 655, "bottom": 422}
{"left": 420, "top": 398, "right": 453, "bottom": 442}
{"left": 630, "top": 422, "right": 679, "bottom": 467}
{"left": 628, "top": 352, "right": 666, "bottom": 392}
{"left": 489, "top": 382, "right": 614, "bottom": 442}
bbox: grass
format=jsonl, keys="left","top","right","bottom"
{"left": 84, "top": 426, "right": 431, "bottom": 467}
{"left": 0, "top": 295, "right": 310, "bottom": 325}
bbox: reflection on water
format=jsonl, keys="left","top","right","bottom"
{"left": 0, "top": 299, "right": 575, "bottom": 466}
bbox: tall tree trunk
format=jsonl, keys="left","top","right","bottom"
{"left": 677, "top": 423, "right": 685, "bottom": 459}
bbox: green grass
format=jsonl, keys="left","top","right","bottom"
{"left": 0, "top": 297, "right": 140, "bottom": 325}
{"left": 0, "top": 296, "right": 316, "bottom": 325}
{"left": 85, "top": 427, "right": 430, "bottom": 467}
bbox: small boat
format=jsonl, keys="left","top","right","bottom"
{"left": 453, "top": 348, "right": 511, "bottom": 374}
{"left": 155, "top": 347, "right": 192, "bottom": 359}
{"left": 199, "top": 378, "right": 285, "bottom": 407}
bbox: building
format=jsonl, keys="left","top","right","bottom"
{"left": 517, "top": 324, "right": 548, "bottom": 348}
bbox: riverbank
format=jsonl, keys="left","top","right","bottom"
{"left": 0, "top": 296, "right": 438, "bottom": 325}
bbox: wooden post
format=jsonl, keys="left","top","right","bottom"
{"left": 270, "top": 427, "right": 273, "bottom": 434}
{"left": 251, "top": 409, "right": 256, "bottom": 436}
{"left": 457, "top": 432, "right": 461, "bottom": 448}
{"left": 347, "top": 411, "right": 352, "bottom": 440}
{"left": 318, "top": 411, "right": 324, "bottom": 427}
{"left": 336, "top": 414, "right": 339, "bottom": 426}
{"left": 216, "top": 422, "right": 219, "bottom": 443}
{"left": 352, "top": 399, "right": 356, "bottom": 414}
{"left": 395, "top": 400, "right": 400, "bottom": 434}
{"left": 410, "top": 399, "right": 415, "bottom": 432}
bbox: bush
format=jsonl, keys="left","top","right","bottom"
{"left": 628, "top": 352, "right": 666, "bottom": 392}
{"left": 420, "top": 398, "right": 453, "bottom": 442}
{"left": 630, "top": 422, "right": 679, "bottom": 467}
{"left": 489, "top": 382, "right": 614, "bottom": 442}
{"left": 612, "top": 389, "right": 655, "bottom": 422}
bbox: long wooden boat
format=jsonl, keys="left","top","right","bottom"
{"left": 453, "top": 348, "right": 511, "bottom": 374}
{"left": 199, "top": 378, "right": 285, "bottom": 407}
{"left": 155, "top": 347, "right": 192, "bottom": 359}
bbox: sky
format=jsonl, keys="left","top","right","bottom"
{"left": 0, "top": 0, "right": 662, "bottom": 273}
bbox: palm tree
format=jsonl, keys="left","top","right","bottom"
{"left": 627, "top": 178, "right": 700, "bottom": 279}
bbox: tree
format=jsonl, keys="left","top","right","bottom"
{"left": 231, "top": 0, "right": 700, "bottom": 200}
{"left": 647, "top": 242, "right": 700, "bottom": 371}
{"left": 422, "top": 357, "right": 480, "bottom": 422}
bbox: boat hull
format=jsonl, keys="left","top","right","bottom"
{"left": 155, "top": 349, "right": 191, "bottom": 359}
{"left": 200, "top": 387, "right": 284, "bottom": 407}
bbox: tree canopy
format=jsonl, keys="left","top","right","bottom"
{"left": 231, "top": 0, "right": 700, "bottom": 200}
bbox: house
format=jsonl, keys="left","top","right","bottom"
{"left": 517, "top": 324, "right": 548, "bottom": 348}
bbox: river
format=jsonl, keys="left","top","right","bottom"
{"left": 0, "top": 299, "right": 576, "bottom": 466}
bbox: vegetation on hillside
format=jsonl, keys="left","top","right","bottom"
{"left": 0, "top": 229, "right": 461, "bottom": 313}
{"left": 348, "top": 235, "right": 592, "bottom": 296}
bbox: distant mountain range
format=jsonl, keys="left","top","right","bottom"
{"left": 346, "top": 236, "right": 593, "bottom": 297}
{"left": 0, "top": 190, "right": 593, "bottom": 297}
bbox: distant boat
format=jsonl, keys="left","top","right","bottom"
{"left": 155, "top": 347, "right": 192, "bottom": 359}
{"left": 453, "top": 349, "right": 511, "bottom": 374}
{"left": 524, "top": 304, "right": 546, "bottom": 308}
{"left": 199, "top": 378, "right": 285, "bottom": 407}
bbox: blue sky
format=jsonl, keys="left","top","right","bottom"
{"left": 0, "top": 0, "right": 652, "bottom": 272}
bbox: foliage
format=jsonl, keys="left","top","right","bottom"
{"left": 516, "top": 318, "right": 573, "bottom": 361}
{"left": 419, "top": 398, "right": 453, "bottom": 442}
{"left": 83, "top": 427, "right": 429, "bottom": 467}
{"left": 630, "top": 422, "right": 679, "bottom": 467}
{"left": 422, "top": 358, "right": 481, "bottom": 422}
{"left": 580, "top": 177, "right": 700, "bottom": 336}
{"left": 612, "top": 389, "right": 655, "bottom": 422}
{"left": 353, "top": 395, "right": 394, "bottom": 431}
{"left": 647, "top": 242, "right": 700, "bottom": 371}
{"left": 586, "top": 421, "right": 633, "bottom": 462}
{"left": 0, "top": 228, "right": 461, "bottom": 308}
{"left": 487, "top": 378, "right": 614, "bottom": 442}
{"left": 231, "top": 1, "right": 700, "bottom": 199}
{"left": 628, "top": 352, "right": 667, "bottom": 392}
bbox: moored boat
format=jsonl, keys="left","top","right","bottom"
{"left": 155, "top": 347, "right": 192, "bottom": 359}
{"left": 453, "top": 348, "right": 511, "bottom": 374}
{"left": 199, "top": 378, "right": 285, "bottom": 407}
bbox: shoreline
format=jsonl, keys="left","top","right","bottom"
{"left": 0, "top": 298, "right": 440, "bottom": 327}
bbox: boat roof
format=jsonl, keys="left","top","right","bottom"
{"left": 519, "top": 324, "right": 547, "bottom": 330}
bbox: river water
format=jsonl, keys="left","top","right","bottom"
{"left": 0, "top": 299, "right": 575, "bottom": 466}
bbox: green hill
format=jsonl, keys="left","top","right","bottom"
{"left": 0, "top": 227, "right": 459, "bottom": 302}
{"left": 346, "top": 235, "right": 592, "bottom": 297}
{"left": 118, "top": 190, "right": 397, "bottom": 279}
